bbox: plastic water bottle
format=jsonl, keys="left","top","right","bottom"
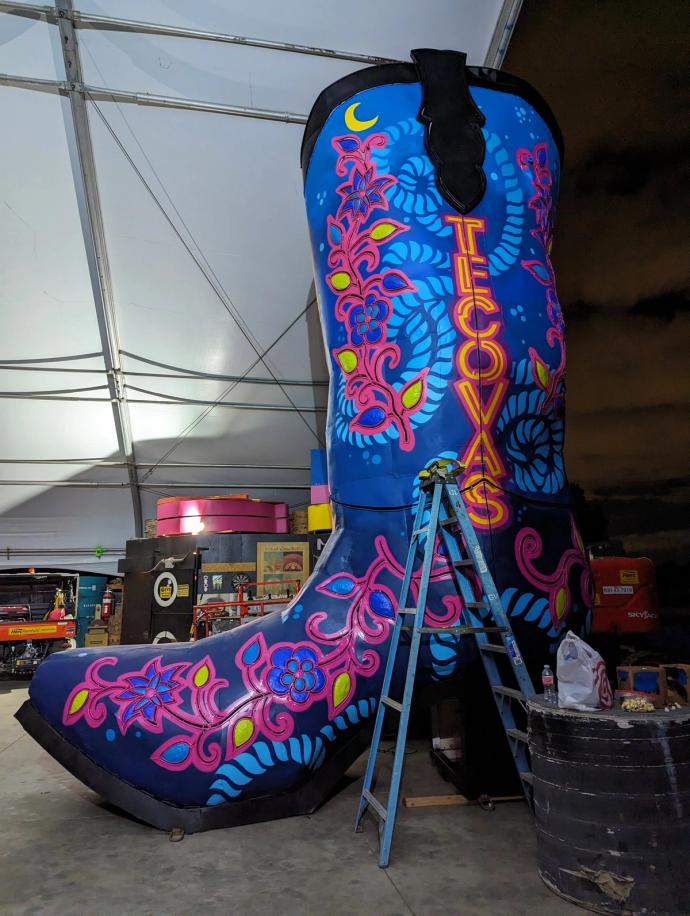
{"left": 541, "top": 664, "right": 557, "bottom": 705}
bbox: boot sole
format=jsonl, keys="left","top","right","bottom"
{"left": 15, "top": 699, "right": 371, "bottom": 833}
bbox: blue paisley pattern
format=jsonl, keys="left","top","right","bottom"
{"left": 497, "top": 360, "right": 565, "bottom": 495}
{"left": 481, "top": 130, "right": 526, "bottom": 276}
{"left": 206, "top": 697, "right": 377, "bottom": 805}
{"left": 371, "top": 118, "right": 451, "bottom": 236}
{"left": 333, "top": 133, "right": 457, "bottom": 449}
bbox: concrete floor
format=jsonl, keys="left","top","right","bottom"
{"left": 1, "top": 679, "right": 578, "bottom": 916}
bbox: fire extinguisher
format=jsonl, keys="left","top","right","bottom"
{"left": 102, "top": 587, "right": 113, "bottom": 620}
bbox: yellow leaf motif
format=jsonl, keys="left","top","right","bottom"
{"left": 330, "top": 272, "right": 351, "bottom": 291}
{"left": 193, "top": 664, "right": 209, "bottom": 687}
{"left": 69, "top": 688, "right": 89, "bottom": 715}
{"left": 233, "top": 718, "right": 254, "bottom": 748}
{"left": 534, "top": 357, "right": 550, "bottom": 389}
{"left": 370, "top": 222, "right": 396, "bottom": 241}
{"left": 401, "top": 378, "right": 423, "bottom": 409}
{"left": 555, "top": 587, "right": 567, "bottom": 619}
{"left": 337, "top": 349, "right": 358, "bottom": 373}
{"left": 332, "top": 672, "right": 351, "bottom": 710}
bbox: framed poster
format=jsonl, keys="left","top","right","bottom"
{"left": 256, "top": 541, "right": 309, "bottom": 596}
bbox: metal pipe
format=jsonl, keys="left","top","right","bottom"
{"left": 125, "top": 385, "right": 326, "bottom": 411}
{"left": 0, "top": 2, "right": 51, "bottom": 20}
{"left": 125, "top": 370, "right": 327, "bottom": 386}
{"left": 86, "top": 85, "right": 308, "bottom": 124}
{"left": 0, "top": 547, "right": 124, "bottom": 556}
{"left": 0, "top": 391, "right": 326, "bottom": 411}
{"left": 0, "top": 394, "right": 111, "bottom": 402}
{"left": 0, "top": 351, "right": 102, "bottom": 365}
{"left": 0, "top": 480, "right": 309, "bottom": 489}
{"left": 0, "top": 364, "right": 330, "bottom": 387}
{"left": 54, "top": 0, "right": 144, "bottom": 536}
{"left": 75, "top": 10, "right": 397, "bottom": 65}
{"left": 0, "top": 459, "right": 310, "bottom": 471}
{"left": 119, "top": 351, "right": 329, "bottom": 386}
{"left": 125, "top": 398, "right": 326, "bottom": 411}
{"left": 0, "top": 71, "right": 308, "bottom": 122}
{"left": 0, "top": 72, "right": 67, "bottom": 94}
{"left": 0, "top": 1, "right": 398, "bottom": 65}
{"left": 0, "top": 384, "right": 108, "bottom": 396}
{"left": 484, "top": 0, "right": 524, "bottom": 69}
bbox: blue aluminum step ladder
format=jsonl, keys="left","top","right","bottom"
{"left": 354, "top": 458, "right": 535, "bottom": 868}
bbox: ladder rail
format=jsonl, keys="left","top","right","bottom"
{"left": 356, "top": 468, "right": 536, "bottom": 868}
{"left": 441, "top": 484, "right": 535, "bottom": 786}
{"left": 354, "top": 492, "right": 428, "bottom": 833}
{"left": 377, "top": 483, "right": 442, "bottom": 867}
{"left": 444, "top": 482, "right": 536, "bottom": 699}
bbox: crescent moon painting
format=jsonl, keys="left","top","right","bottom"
{"left": 344, "top": 102, "right": 379, "bottom": 131}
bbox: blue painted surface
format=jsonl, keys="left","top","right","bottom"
{"left": 310, "top": 448, "right": 328, "bottom": 486}
{"left": 27, "top": 69, "right": 590, "bottom": 813}
{"left": 75, "top": 575, "right": 107, "bottom": 647}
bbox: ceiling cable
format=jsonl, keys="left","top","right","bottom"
{"left": 138, "top": 297, "right": 322, "bottom": 478}
{"left": 88, "top": 98, "right": 323, "bottom": 452}
{"left": 0, "top": 359, "right": 328, "bottom": 387}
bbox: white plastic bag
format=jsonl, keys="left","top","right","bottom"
{"left": 556, "top": 631, "right": 613, "bottom": 710}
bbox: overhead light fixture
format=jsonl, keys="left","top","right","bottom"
{"left": 188, "top": 518, "right": 205, "bottom": 535}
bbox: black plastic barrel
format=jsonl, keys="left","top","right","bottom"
{"left": 528, "top": 698, "right": 690, "bottom": 914}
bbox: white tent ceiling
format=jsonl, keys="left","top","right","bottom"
{"left": 0, "top": 0, "right": 521, "bottom": 572}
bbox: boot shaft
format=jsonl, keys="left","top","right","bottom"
{"left": 303, "top": 53, "right": 569, "bottom": 522}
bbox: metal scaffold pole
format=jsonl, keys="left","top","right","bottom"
{"left": 53, "top": 0, "right": 143, "bottom": 536}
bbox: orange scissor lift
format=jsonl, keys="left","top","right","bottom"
{"left": 0, "top": 607, "right": 76, "bottom": 674}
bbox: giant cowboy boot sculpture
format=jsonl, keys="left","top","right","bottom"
{"left": 17, "top": 50, "right": 591, "bottom": 831}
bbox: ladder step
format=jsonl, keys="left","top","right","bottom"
{"left": 439, "top": 517, "right": 457, "bottom": 528}
{"left": 363, "top": 788, "right": 387, "bottom": 821}
{"left": 381, "top": 696, "right": 403, "bottom": 713}
{"left": 398, "top": 608, "right": 417, "bottom": 615}
{"left": 465, "top": 601, "right": 489, "bottom": 608}
{"left": 412, "top": 527, "right": 429, "bottom": 538}
{"left": 493, "top": 686, "right": 525, "bottom": 701}
{"left": 507, "top": 728, "right": 529, "bottom": 744}
{"left": 479, "top": 643, "right": 508, "bottom": 655}
{"left": 453, "top": 559, "right": 474, "bottom": 569}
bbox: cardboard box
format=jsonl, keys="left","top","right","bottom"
{"left": 289, "top": 509, "right": 308, "bottom": 535}
{"left": 616, "top": 666, "right": 667, "bottom": 708}
{"left": 85, "top": 627, "right": 109, "bottom": 647}
{"left": 661, "top": 664, "right": 690, "bottom": 705}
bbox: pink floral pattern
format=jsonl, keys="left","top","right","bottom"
{"left": 62, "top": 537, "right": 472, "bottom": 773}
{"left": 327, "top": 134, "right": 428, "bottom": 449}
{"left": 115, "top": 658, "right": 184, "bottom": 728}
{"left": 517, "top": 142, "right": 566, "bottom": 415}
{"left": 515, "top": 513, "right": 593, "bottom": 629}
